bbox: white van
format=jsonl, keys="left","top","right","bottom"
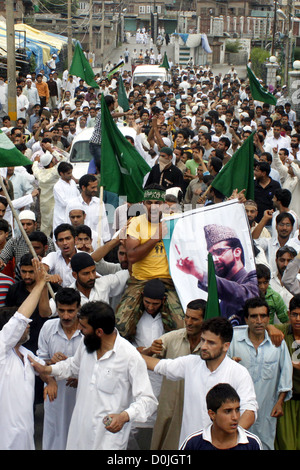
{"left": 69, "top": 125, "right": 137, "bottom": 180}
{"left": 132, "top": 64, "right": 170, "bottom": 85}
{"left": 69, "top": 127, "right": 94, "bottom": 179}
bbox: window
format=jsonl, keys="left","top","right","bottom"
{"left": 139, "top": 6, "right": 145, "bottom": 14}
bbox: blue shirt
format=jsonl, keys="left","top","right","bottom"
{"left": 228, "top": 326, "right": 293, "bottom": 450}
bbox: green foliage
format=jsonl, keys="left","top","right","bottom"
{"left": 29, "top": 52, "right": 37, "bottom": 73}
{"left": 225, "top": 40, "right": 242, "bottom": 53}
{"left": 294, "top": 47, "right": 300, "bottom": 61}
{"left": 250, "top": 47, "right": 270, "bottom": 77}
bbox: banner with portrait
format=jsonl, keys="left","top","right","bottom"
{"left": 163, "top": 200, "right": 259, "bottom": 325}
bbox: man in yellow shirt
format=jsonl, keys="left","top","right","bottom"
{"left": 116, "top": 184, "right": 184, "bottom": 339}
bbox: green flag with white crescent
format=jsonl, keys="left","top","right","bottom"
{"left": 0, "top": 130, "right": 32, "bottom": 167}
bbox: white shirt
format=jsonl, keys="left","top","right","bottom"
{"left": 70, "top": 270, "right": 129, "bottom": 306}
{"left": 132, "top": 311, "right": 164, "bottom": 427}
{"left": 53, "top": 178, "right": 80, "bottom": 231}
{"left": 42, "top": 249, "right": 82, "bottom": 287}
{"left": 8, "top": 171, "right": 33, "bottom": 200}
{"left": 37, "top": 319, "right": 82, "bottom": 450}
{"left": 17, "top": 94, "right": 29, "bottom": 119}
{"left": 256, "top": 235, "right": 294, "bottom": 275}
{"left": 23, "top": 86, "right": 40, "bottom": 106}
{"left": 66, "top": 195, "right": 111, "bottom": 243}
{"left": 0, "top": 312, "right": 45, "bottom": 450}
{"left": 47, "top": 270, "right": 129, "bottom": 316}
{"left": 50, "top": 330, "right": 158, "bottom": 450}
{"left": 154, "top": 354, "right": 258, "bottom": 447}
{"left": 265, "top": 135, "right": 290, "bottom": 151}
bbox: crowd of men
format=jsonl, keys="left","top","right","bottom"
{"left": 0, "top": 46, "right": 300, "bottom": 452}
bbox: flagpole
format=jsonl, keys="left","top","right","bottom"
{"left": 0, "top": 175, "right": 55, "bottom": 299}
{"left": 97, "top": 185, "right": 104, "bottom": 247}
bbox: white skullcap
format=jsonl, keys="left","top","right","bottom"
{"left": 40, "top": 151, "right": 53, "bottom": 167}
{"left": 19, "top": 210, "right": 36, "bottom": 221}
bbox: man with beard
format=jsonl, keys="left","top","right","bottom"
{"left": 29, "top": 300, "right": 158, "bottom": 450}
{"left": 142, "top": 317, "right": 258, "bottom": 448}
{"left": 269, "top": 246, "right": 298, "bottom": 308}
{"left": 69, "top": 252, "right": 128, "bottom": 307}
{"left": 255, "top": 212, "right": 296, "bottom": 275}
{"left": 0, "top": 259, "right": 48, "bottom": 450}
{"left": 37, "top": 287, "right": 82, "bottom": 450}
{"left": 244, "top": 200, "right": 271, "bottom": 239}
{"left": 145, "top": 299, "right": 206, "bottom": 450}
{"left": 176, "top": 224, "right": 259, "bottom": 325}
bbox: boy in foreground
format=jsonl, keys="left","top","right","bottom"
{"left": 180, "top": 383, "right": 262, "bottom": 450}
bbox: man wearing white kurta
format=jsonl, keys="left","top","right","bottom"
{"left": 53, "top": 163, "right": 79, "bottom": 232}
{"left": 37, "top": 288, "right": 82, "bottom": 450}
{"left": 143, "top": 317, "right": 258, "bottom": 448}
{"left": 32, "top": 148, "right": 67, "bottom": 236}
{"left": 0, "top": 261, "right": 47, "bottom": 450}
{"left": 29, "top": 301, "right": 158, "bottom": 450}
{"left": 65, "top": 174, "right": 111, "bottom": 243}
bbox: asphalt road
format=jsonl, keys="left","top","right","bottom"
{"left": 102, "top": 34, "right": 247, "bottom": 79}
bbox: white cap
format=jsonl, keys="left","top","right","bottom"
{"left": 19, "top": 210, "right": 36, "bottom": 221}
{"left": 243, "top": 126, "right": 252, "bottom": 132}
{"left": 40, "top": 151, "right": 53, "bottom": 167}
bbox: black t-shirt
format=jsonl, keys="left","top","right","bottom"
{"left": 254, "top": 177, "right": 281, "bottom": 224}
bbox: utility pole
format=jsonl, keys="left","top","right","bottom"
{"left": 67, "top": 0, "right": 72, "bottom": 68}
{"left": 6, "top": 0, "right": 17, "bottom": 124}
{"left": 271, "top": 0, "right": 278, "bottom": 56}
{"left": 100, "top": 0, "right": 105, "bottom": 58}
{"left": 89, "top": 0, "right": 93, "bottom": 53}
{"left": 285, "top": 0, "right": 293, "bottom": 86}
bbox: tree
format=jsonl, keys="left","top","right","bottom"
{"left": 250, "top": 47, "right": 270, "bottom": 78}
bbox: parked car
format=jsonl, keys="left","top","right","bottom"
{"left": 69, "top": 125, "right": 137, "bottom": 180}
{"left": 132, "top": 64, "right": 171, "bottom": 85}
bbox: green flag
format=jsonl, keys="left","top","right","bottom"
{"left": 107, "top": 61, "right": 124, "bottom": 80}
{"left": 159, "top": 52, "right": 170, "bottom": 70}
{"left": 100, "top": 94, "right": 151, "bottom": 203}
{"left": 247, "top": 66, "right": 277, "bottom": 105}
{"left": 205, "top": 253, "right": 221, "bottom": 319}
{"left": 69, "top": 43, "right": 99, "bottom": 88}
{"left": 211, "top": 131, "right": 255, "bottom": 200}
{"left": 0, "top": 130, "right": 32, "bottom": 167}
{"left": 117, "top": 76, "right": 129, "bottom": 112}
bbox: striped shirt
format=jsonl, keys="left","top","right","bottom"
{"left": 0, "top": 235, "right": 56, "bottom": 266}
{"left": 0, "top": 274, "right": 15, "bottom": 307}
